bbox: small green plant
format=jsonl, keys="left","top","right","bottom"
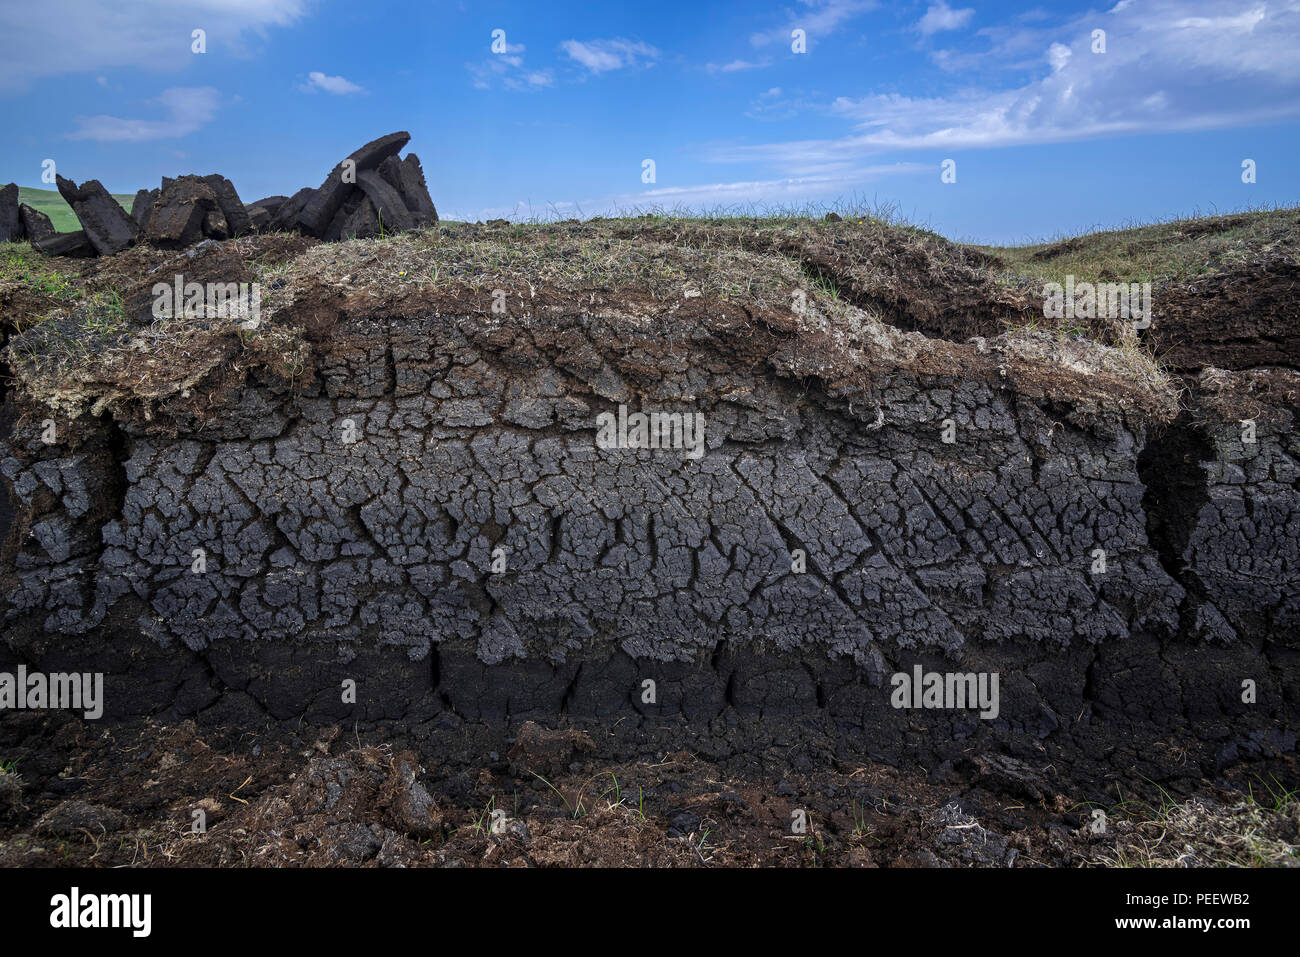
{"left": 82, "top": 288, "right": 127, "bottom": 336}
{"left": 850, "top": 796, "right": 875, "bottom": 840}
{"left": 467, "top": 795, "right": 496, "bottom": 837}
{"left": 597, "top": 772, "right": 622, "bottom": 808}
{"left": 1246, "top": 773, "right": 1298, "bottom": 813}
{"left": 2, "top": 246, "right": 81, "bottom": 303}
{"left": 529, "top": 770, "right": 580, "bottom": 818}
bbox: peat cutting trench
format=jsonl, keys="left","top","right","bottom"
{"left": 0, "top": 212, "right": 1297, "bottom": 866}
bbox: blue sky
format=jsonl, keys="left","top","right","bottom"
{"left": 1, "top": 0, "right": 1297, "bottom": 243}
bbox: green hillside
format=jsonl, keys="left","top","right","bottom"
{"left": 18, "top": 185, "right": 135, "bottom": 234}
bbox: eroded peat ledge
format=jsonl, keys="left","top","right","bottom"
{"left": 1, "top": 212, "right": 1297, "bottom": 799}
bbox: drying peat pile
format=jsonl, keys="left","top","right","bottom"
{"left": 0, "top": 208, "right": 1296, "bottom": 867}
{"left": 0, "top": 131, "right": 436, "bottom": 258}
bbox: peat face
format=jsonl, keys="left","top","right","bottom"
{"left": 1, "top": 233, "right": 1297, "bottom": 790}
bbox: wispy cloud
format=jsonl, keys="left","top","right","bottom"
{"left": 706, "top": 58, "right": 771, "bottom": 73}
{"left": 467, "top": 42, "right": 555, "bottom": 91}
{"left": 714, "top": 0, "right": 1300, "bottom": 167}
{"left": 916, "top": 2, "right": 976, "bottom": 36}
{"left": 624, "top": 164, "right": 925, "bottom": 208}
{"left": 749, "top": 0, "right": 877, "bottom": 48}
{"left": 66, "top": 86, "right": 221, "bottom": 141}
{"left": 298, "top": 71, "right": 364, "bottom": 95}
{"left": 560, "top": 38, "right": 659, "bottom": 73}
{"left": 744, "top": 87, "right": 825, "bottom": 121}
{"left": 521, "top": 71, "right": 555, "bottom": 88}
{"left": 0, "top": 0, "right": 311, "bottom": 91}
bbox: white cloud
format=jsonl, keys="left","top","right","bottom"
{"left": 491, "top": 41, "right": 527, "bottom": 69}
{"left": 1046, "top": 41, "right": 1071, "bottom": 72}
{"left": 917, "top": 2, "right": 976, "bottom": 36}
{"left": 0, "top": 0, "right": 311, "bottom": 91}
{"left": 706, "top": 58, "right": 771, "bottom": 73}
{"left": 467, "top": 42, "right": 557, "bottom": 91}
{"left": 927, "top": 15, "right": 1058, "bottom": 73}
{"left": 744, "top": 87, "right": 823, "bottom": 121}
{"left": 468, "top": 59, "right": 505, "bottom": 89}
{"left": 66, "top": 86, "right": 221, "bottom": 141}
{"left": 750, "top": 0, "right": 877, "bottom": 47}
{"left": 625, "top": 164, "right": 925, "bottom": 206}
{"left": 713, "top": 0, "right": 1300, "bottom": 167}
{"left": 560, "top": 38, "right": 659, "bottom": 73}
{"left": 299, "top": 71, "right": 363, "bottom": 95}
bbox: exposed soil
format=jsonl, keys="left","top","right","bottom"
{"left": 1148, "top": 254, "right": 1300, "bottom": 371}
{"left": 1, "top": 209, "right": 1297, "bottom": 867}
{"left": 2, "top": 712, "right": 1294, "bottom": 868}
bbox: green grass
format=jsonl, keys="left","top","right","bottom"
{"left": 1, "top": 242, "right": 82, "bottom": 305}
{"left": 3, "top": 284, "right": 130, "bottom": 370}
{"left": 17, "top": 185, "right": 135, "bottom": 234}
{"left": 454, "top": 199, "right": 1296, "bottom": 289}
{"left": 972, "top": 204, "right": 1299, "bottom": 285}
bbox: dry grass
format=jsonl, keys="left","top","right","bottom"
{"left": 8, "top": 205, "right": 1292, "bottom": 420}
{"left": 1087, "top": 778, "right": 1299, "bottom": 868}
{"left": 274, "top": 228, "right": 827, "bottom": 311}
